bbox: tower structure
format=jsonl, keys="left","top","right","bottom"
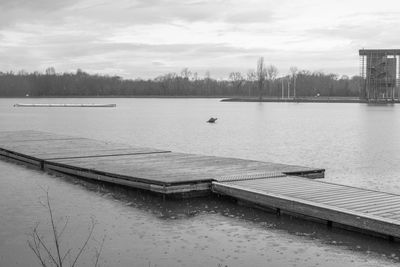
{"left": 359, "top": 49, "right": 400, "bottom": 101}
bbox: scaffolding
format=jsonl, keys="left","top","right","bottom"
{"left": 359, "top": 49, "right": 400, "bottom": 102}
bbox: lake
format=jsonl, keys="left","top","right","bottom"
{"left": 1, "top": 98, "right": 400, "bottom": 266}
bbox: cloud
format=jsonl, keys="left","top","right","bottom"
{"left": 0, "top": 0, "right": 399, "bottom": 78}
{"left": 225, "top": 9, "right": 275, "bottom": 23}
{"left": 0, "top": 0, "right": 79, "bottom": 28}
{"left": 0, "top": 0, "right": 76, "bottom": 10}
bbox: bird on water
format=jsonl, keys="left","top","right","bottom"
{"left": 207, "top": 117, "right": 217, "bottom": 123}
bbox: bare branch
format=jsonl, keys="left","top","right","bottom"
{"left": 94, "top": 235, "right": 106, "bottom": 267}
{"left": 61, "top": 248, "right": 73, "bottom": 264}
{"left": 34, "top": 228, "right": 60, "bottom": 267}
{"left": 57, "top": 217, "right": 70, "bottom": 240}
{"left": 27, "top": 230, "right": 48, "bottom": 267}
{"left": 45, "top": 191, "right": 63, "bottom": 267}
{"left": 266, "top": 65, "right": 279, "bottom": 81}
{"left": 71, "top": 220, "right": 96, "bottom": 267}
{"left": 28, "top": 190, "right": 105, "bottom": 267}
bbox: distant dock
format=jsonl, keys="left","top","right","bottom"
{"left": 2, "top": 131, "right": 400, "bottom": 241}
{"left": 13, "top": 103, "right": 116, "bottom": 107}
{"left": 221, "top": 97, "right": 400, "bottom": 104}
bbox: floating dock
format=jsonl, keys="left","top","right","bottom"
{"left": 13, "top": 103, "right": 116, "bottom": 107}
{"left": 213, "top": 177, "right": 400, "bottom": 240}
{"left": 1, "top": 130, "right": 400, "bottom": 240}
{"left": 0, "top": 130, "right": 323, "bottom": 194}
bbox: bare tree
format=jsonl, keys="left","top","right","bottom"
{"left": 229, "top": 72, "right": 244, "bottom": 94}
{"left": 266, "top": 65, "right": 278, "bottom": 80}
{"left": 256, "top": 57, "right": 266, "bottom": 101}
{"left": 204, "top": 70, "right": 211, "bottom": 80}
{"left": 0, "top": 67, "right": 361, "bottom": 97}
{"left": 18, "top": 69, "right": 28, "bottom": 75}
{"left": 180, "top": 68, "right": 192, "bottom": 80}
{"left": 192, "top": 72, "right": 198, "bottom": 81}
{"left": 27, "top": 191, "right": 105, "bottom": 267}
{"left": 290, "top": 66, "right": 298, "bottom": 99}
{"left": 204, "top": 70, "right": 211, "bottom": 95}
{"left": 246, "top": 69, "right": 256, "bottom": 97}
{"left": 266, "top": 65, "right": 279, "bottom": 96}
{"left": 45, "top": 67, "right": 56, "bottom": 76}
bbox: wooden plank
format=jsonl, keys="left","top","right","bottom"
{"left": 45, "top": 160, "right": 208, "bottom": 185}
{"left": 0, "top": 130, "right": 82, "bottom": 143}
{"left": 386, "top": 214, "right": 400, "bottom": 220}
{"left": 360, "top": 203, "right": 400, "bottom": 214}
{"left": 302, "top": 189, "right": 384, "bottom": 200}
{"left": 235, "top": 181, "right": 354, "bottom": 196}
{"left": 334, "top": 197, "right": 400, "bottom": 210}
{"left": 232, "top": 178, "right": 399, "bottom": 211}
{"left": 316, "top": 195, "right": 397, "bottom": 209}
{"left": 309, "top": 192, "right": 395, "bottom": 204}
{"left": 377, "top": 213, "right": 400, "bottom": 220}
{"left": 247, "top": 178, "right": 329, "bottom": 187}
{"left": 286, "top": 184, "right": 367, "bottom": 194}
{"left": 296, "top": 192, "right": 380, "bottom": 203}
{"left": 230, "top": 178, "right": 329, "bottom": 189}
{"left": 45, "top": 163, "right": 210, "bottom": 194}
{"left": 48, "top": 152, "right": 323, "bottom": 185}
{"left": 0, "top": 153, "right": 41, "bottom": 167}
{"left": 217, "top": 172, "right": 286, "bottom": 182}
{"left": 291, "top": 185, "right": 394, "bottom": 200}
{"left": 377, "top": 212, "right": 400, "bottom": 220}
{"left": 263, "top": 185, "right": 357, "bottom": 196}
{"left": 354, "top": 201, "right": 400, "bottom": 213}
{"left": 0, "top": 137, "right": 170, "bottom": 160}
{"left": 0, "top": 149, "right": 42, "bottom": 167}
{"left": 0, "top": 130, "right": 324, "bottom": 189}
{"left": 212, "top": 181, "right": 400, "bottom": 238}
{"left": 372, "top": 207, "right": 400, "bottom": 216}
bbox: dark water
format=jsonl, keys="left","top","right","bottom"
{"left": 1, "top": 98, "right": 400, "bottom": 266}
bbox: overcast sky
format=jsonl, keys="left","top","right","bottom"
{"left": 1, "top": 0, "right": 400, "bottom": 79}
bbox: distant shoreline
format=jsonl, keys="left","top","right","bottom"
{"left": 2, "top": 96, "right": 399, "bottom": 104}
{"left": 221, "top": 97, "right": 400, "bottom": 104}
{"left": 0, "top": 95, "right": 225, "bottom": 99}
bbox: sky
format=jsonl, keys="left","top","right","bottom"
{"left": 1, "top": 0, "right": 400, "bottom": 79}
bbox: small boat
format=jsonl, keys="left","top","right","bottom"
{"left": 207, "top": 117, "right": 217, "bottom": 123}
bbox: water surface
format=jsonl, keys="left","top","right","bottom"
{"left": 1, "top": 98, "right": 400, "bottom": 266}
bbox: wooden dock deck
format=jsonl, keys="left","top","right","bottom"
{"left": 3, "top": 130, "right": 400, "bottom": 240}
{"left": 0, "top": 130, "right": 323, "bottom": 194}
{"left": 212, "top": 176, "right": 400, "bottom": 239}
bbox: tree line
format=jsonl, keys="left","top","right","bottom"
{"left": 0, "top": 62, "right": 362, "bottom": 98}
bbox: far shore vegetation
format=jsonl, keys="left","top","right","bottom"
{"left": 0, "top": 59, "right": 361, "bottom": 98}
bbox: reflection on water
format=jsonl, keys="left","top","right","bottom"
{"left": 1, "top": 98, "right": 400, "bottom": 266}
{"left": 2, "top": 161, "right": 400, "bottom": 267}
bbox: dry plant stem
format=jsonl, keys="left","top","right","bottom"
{"left": 71, "top": 220, "right": 95, "bottom": 267}
{"left": 46, "top": 191, "right": 63, "bottom": 266}
{"left": 94, "top": 235, "right": 106, "bottom": 267}
{"left": 27, "top": 190, "right": 102, "bottom": 267}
